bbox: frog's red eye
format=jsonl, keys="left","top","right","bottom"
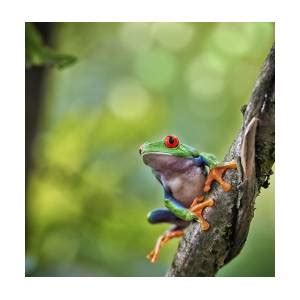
{"left": 164, "top": 135, "right": 179, "bottom": 148}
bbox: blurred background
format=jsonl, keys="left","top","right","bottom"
{"left": 25, "top": 22, "right": 275, "bottom": 276}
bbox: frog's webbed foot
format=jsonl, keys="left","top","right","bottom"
{"left": 147, "top": 229, "right": 184, "bottom": 263}
{"left": 189, "top": 196, "right": 214, "bottom": 231}
{"left": 204, "top": 160, "right": 237, "bottom": 193}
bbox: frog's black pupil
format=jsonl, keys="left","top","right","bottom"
{"left": 169, "top": 136, "right": 174, "bottom": 144}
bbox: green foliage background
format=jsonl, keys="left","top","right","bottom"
{"left": 26, "top": 22, "right": 275, "bottom": 276}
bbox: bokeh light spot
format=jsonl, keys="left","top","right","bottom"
{"left": 210, "top": 23, "right": 258, "bottom": 56}
{"left": 152, "top": 23, "right": 194, "bottom": 51}
{"left": 185, "top": 52, "right": 226, "bottom": 98}
{"left": 188, "top": 76, "right": 224, "bottom": 98}
{"left": 119, "top": 23, "right": 153, "bottom": 52}
{"left": 134, "top": 48, "right": 177, "bottom": 91}
{"left": 108, "top": 78, "right": 151, "bottom": 120}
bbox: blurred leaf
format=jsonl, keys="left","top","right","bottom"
{"left": 25, "top": 23, "right": 77, "bottom": 69}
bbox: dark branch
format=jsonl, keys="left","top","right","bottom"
{"left": 166, "top": 45, "right": 275, "bottom": 277}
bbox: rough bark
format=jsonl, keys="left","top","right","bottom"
{"left": 166, "top": 45, "right": 275, "bottom": 277}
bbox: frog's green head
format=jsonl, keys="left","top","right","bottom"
{"left": 139, "top": 135, "right": 199, "bottom": 158}
{"left": 139, "top": 135, "right": 199, "bottom": 172}
{"left": 139, "top": 136, "right": 200, "bottom": 172}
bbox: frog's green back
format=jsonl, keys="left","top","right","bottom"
{"left": 200, "top": 152, "right": 219, "bottom": 168}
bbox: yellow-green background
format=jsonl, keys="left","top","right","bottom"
{"left": 26, "top": 22, "right": 275, "bottom": 276}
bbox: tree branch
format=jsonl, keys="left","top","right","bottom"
{"left": 166, "top": 45, "right": 275, "bottom": 277}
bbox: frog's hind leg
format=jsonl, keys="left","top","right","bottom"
{"left": 147, "top": 225, "right": 186, "bottom": 263}
{"left": 146, "top": 208, "right": 188, "bottom": 263}
{"left": 203, "top": 160, "right": 237, "bottom": 192}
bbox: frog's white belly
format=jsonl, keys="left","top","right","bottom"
{"left": 161, "top": 167, "right": 206, "bottom": 207}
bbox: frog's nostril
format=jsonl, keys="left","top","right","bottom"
{"left": 139, "top": 145, "right": 143, "bottom": 155}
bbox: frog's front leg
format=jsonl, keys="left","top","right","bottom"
{"left": 203, "top": 160, "right": 237, "bottom": 192}
{"left": 189, "top": 195, "right": 214, "bottom": 230}
{"left": 146, "top": 208, "right": 188, "bottom": 263}
{"left": 163, "top": 191, "right": 197, "bottom": 222}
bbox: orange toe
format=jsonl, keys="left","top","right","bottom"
{"left": 190, "top": 198, "right": 214, "bottom": 231}
{"left": 204, "top": 160, "right": 237, "bottom": 192}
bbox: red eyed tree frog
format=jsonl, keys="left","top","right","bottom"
{"left": 139, "top": 135, "right": 237, "bottom": 263}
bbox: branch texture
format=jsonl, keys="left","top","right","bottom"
{"left": 167, "top": 45, "right": 275, "bottom": 277}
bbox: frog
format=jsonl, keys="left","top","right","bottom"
{"left": 139, "top": 135, "right": 237, "bottom": 263}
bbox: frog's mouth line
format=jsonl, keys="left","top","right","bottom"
{"left": 141, "top": 152, "right": 197, "bottom": 159}
{"left": 141, "top": 152, "right": 173, "bottom": 157}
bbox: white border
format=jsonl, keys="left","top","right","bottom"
{"left": 2, "top": 0, "right": 300, "bottom": 299}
